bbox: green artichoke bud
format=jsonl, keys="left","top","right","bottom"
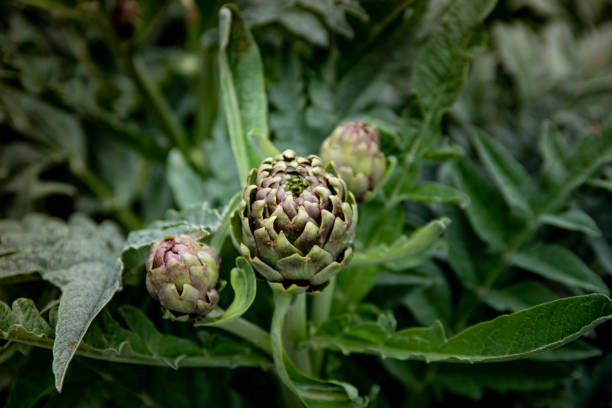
{"left": 146, "top": 235, "right": 220, "bottom": 317}
{"left": 231, "top": 150, "right": 358, "bottom": 292}
{"left": 320, "top": 121, "right": 386, "bottom": 202}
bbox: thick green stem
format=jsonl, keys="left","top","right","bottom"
{"left": 310, "top": 278, "right": 336, "bottom": 375}
{"left": 213, "top": 316, "right": 272, "bottom": 356}
{"left": 271, "top": 290, "right": 297, "bottom": 393}
{"left": 284, "top": 293, "right": 311, "bottom": 375}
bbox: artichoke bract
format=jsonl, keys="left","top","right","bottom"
{"left": 231, "top": 150, "right": 358, "bottom": 292}
{"left": 320, "top": 121, "right": 386, "bottom": 202}
{"left": 146, "top": 235, "right": 220, "bottom": 317}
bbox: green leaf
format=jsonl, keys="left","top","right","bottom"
{"left": 397, "top": 182, "right": 470, "bottom": 207}
{"left": 81, "top": 308, "right": 271, "bottom": 369}
{"left": 401, "top": 263, "right": 452, "bottom": 326}
{"left": 481, "top": 281, "right": 558, "bottom": 312}
{"left": 166, "top": 149, "right": 208, "bottom": 210}
{"left": 350, "top": 218, "right": 450, "bottom": 268}
{"left": 0, "top": 298, "right": 54, "bottom": 344}
{"left": 539, "top": 122, "right": 569, "bottom": 187}
{"left": 541, "top": 125, "right": 612, "bottom": 211}
{"left": 218, "top": 4, "right": 274, "bottom": 182}
{"left": 530, "top": 340, "right": 601, "bottom": 362}
{"left": 4, "top": 359, "right": 55, "bottom": 408}
{"left": 195, "top": 258, "right": 256, "bottom": 326}
{"left": 450, "top": 160, "right": 518, "bottom": 249}
{"left": 540, "top": 209, "right": 601, "bottom": 236}
{"left": 412, "top": 0, "right": 498, "bottom": 115}
{"left": 0, "top": 214, "right": 123, "bottom": 391}
{"left": 508, "top": 244, "right": 609, "bottom": 294}
{"left": 309, "top": 294, "right": 612, "bottom": 363}
{"left": 436, "top": 361, "right": 573, "bottom": 399}
{"left": 471, "top": 129, "right": 535, "bottom": 215}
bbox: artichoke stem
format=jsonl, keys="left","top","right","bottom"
{"left": 310, "top": 277, "right": 336, "bottom": 375}
{"left": 284, "top": 293, "right": 311, "bottom": 375}
{"left": 214, "top": 316, "right": 272, "bottom": 355}
{"left": 271, "top": 289, "right": 304, "bottom": 405}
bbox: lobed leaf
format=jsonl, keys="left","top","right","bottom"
{"left": 0, "top": 214, "right": 123, "bottom": 390}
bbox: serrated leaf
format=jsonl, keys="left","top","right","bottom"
{"left": 218, "top": 4, "right": 274, "bottom": 182}
{"left": 309, "top": 294, "right": 612, "bottom": 363}
{"left": 540, "top": 209, "right": 601, "bottom": 236}
{"left": 351, "top": 218, "right": 450, "bottom": 268}
{"left": 412, "top": 0, "right": 497, "bottom": 115}
{"left": 509, "top": 244, "right": 609, "bottom": 294}
{"left": 471, "top": 129, "right": 535, "bottom": 215}
{"left": 0, "top": 214, "right": 123, "bottom": 391}
{"left": 397, "top": 182, "right": 470, "bottom": 207}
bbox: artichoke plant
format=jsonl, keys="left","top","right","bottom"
{"left": 146, "top": 235, "right": 220, "bottom": 317}
{"left": 320, "top": 121, "right": 386, "bottom": 202}
{"left": 231, "top": 150, "right": 358, "bottom": 292}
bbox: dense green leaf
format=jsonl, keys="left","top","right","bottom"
{"left": 540, "top": 209, "right": 601, "bottom": 236}
{"left": 470, "top": 129, "right": 535, "bottom": 215}
{"left": 397, "top": 181, "right": 469, "bottom": 207}
{"left": 309, "top": 294, "right": 612, "bottom": 362}
{"left": 0, "top": 214, "right": 123, "bottom": 390}
{"left": 481, "top": 281, "right": 558, "bottom": 312}
{"left": 436, "top": 361, "right": 573, "bottom": 399}
{"left": 450, "top": 160, "right": 518, "bottom": 249}
{"left": 509, "top": 244, "right": 609, "bottom": 294}
{"left": 412, "top": 0, "right": 497, "bottom": 115}
{"left": 351, "top": 218, "right": 450, "bottom": 267}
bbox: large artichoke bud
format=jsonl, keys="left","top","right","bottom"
{"left": 319, "top": 121, "right": 386, "bottom": 202}
{"left": 231, "top": 150, "right": 358, "bottom": 292}
{"left": 146, "top": 235, "right": 220, "bottom": 317}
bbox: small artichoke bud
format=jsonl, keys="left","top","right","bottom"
{"left": 320, "top": 121, "right": 386, "bottom": 202}
{"left": 112, "top": 0, "right": 140, "bottom": 39}
{"left": 145, "top": 235, "right": 220, "bottom": 317}
{"left": 230, "top": 150, "right": 358, "bottom": 292}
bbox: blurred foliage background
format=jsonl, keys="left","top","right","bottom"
{"left": 2, "top": 0, "right": 612, "bottom": 406}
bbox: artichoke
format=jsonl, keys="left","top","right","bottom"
{"left": 146, "top": 235, "right": 220, "bottom": 317}
{"left": 231, "top": 150, "right": 358, "bottom": 292}
{"left": 320, "top": 121, "right": 386, "bottom": 202}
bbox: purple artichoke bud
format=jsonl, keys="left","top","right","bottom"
{"left": 145, "top": 235, "right": 220, "bottom": 317}
{"left": 112, "top": 0, "right": 140, "bottom": 39}
{"left": 230, "top": 150, "right": 358, "bottom": 292}
{"left": 320, "top": 121, "right": 386, "bottom": 202}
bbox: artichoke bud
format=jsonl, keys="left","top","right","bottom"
{"left": 146, "top": 235, "right": 220, "bottom": 317}
{"left": 112, "top": 0, "right": 140, "bottom": 39}
{"left": 320, "top": 121, "right": 386, "bottom": 202}
{"left": 231, "top": 150, "right": 358, "bottom": 293}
